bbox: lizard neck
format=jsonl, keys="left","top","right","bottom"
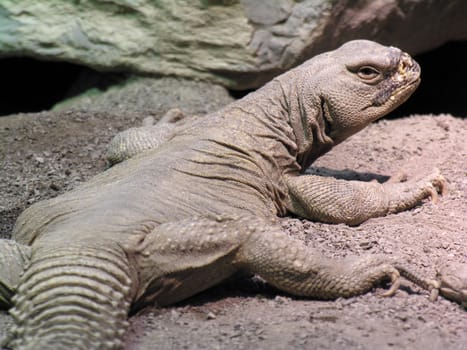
{"left": 226, "top": 69, "right": 335, "bottom": 173}
{"left": 226, "top": 81, "right": 301, "bottom": 173}
{"left": 274, "top": 67, "right": 335, "bottom": 171}
{"left": 215, "top": 82, "right": 302, "bottom": 216}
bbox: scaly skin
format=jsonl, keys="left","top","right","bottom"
{"left": 106, "top": 108, "right": 191, "bottom": 166}
{"left": 0, "top": 40, "right": 461, "bottom": 350}
{"left": 435, "top": 262, "right": 467, "bottom": 307}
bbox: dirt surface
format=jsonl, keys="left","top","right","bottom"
{"left": 0, "top": 108, "right": 466, "bottom": 349}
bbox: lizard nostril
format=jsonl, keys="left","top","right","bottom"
{"left": 401, "top": 60, "right": 408, "bottom": 71}
{"left": 401, "top": 59, "right": 407, "bottom": 70}
{"left": 398, "top": 55, "right": 412, "bottom": 76}
{"left": 400, "top": 53, "right": 416, "bottom": 73}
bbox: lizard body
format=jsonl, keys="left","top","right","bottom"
{"left": 0, "top": 40, "right": 459, "bottom": 350}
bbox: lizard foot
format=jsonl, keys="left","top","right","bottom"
{"left": 386, "top": 168, "right": 448, "bottom": 214}
{"left": 435, "top": 262, "right": 467, "bottom": 306}
{"left": 386, "top": 170, "right": 408, "bottom": 184}
{"left": 418, "top": 168, "right": 448, "bottom": 204}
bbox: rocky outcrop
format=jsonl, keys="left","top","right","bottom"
{"left": 1, "top": 0, "right": 467, "bottom": 89}
{"left": 52, "top": 77, "right": 234, "bottom": 115}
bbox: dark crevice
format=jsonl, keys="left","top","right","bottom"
{"left": 0, "top": 58, "right": 124, "bottom": 117}
{"left": 229, "top": 88, "right": 254, "bottom": 99}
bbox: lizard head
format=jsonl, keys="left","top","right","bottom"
{"left": 322, "top": 40, "right": 421, "bottom": 143}
{"left": 289, "top": 40, "right": 420, "bottom": 168}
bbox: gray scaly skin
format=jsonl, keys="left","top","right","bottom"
{"left": 435, "top": 262, "right": 467, "bottom": 308}
{"left": 0, "top": 40, "right": 461, "bottom": 350}
{"left": 106, "top": 108, "right": 191, "bottom": 166}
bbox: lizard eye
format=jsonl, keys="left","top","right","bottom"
{"left": 357, "top": 66, "right": 381, "bottom": 81}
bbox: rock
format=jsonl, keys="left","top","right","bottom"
{"left": 1, "top": 1, "right": 467, "bottom": 89}
{"left": 52, "top": 77, "right": 234, "bottom": 115}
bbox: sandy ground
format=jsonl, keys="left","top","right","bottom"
{"left": 0, "top": 107, "right": 466, "bottom": 349}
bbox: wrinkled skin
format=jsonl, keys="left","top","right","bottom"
{"left": 0, "top": 40, "right": 459, "bottom": 350}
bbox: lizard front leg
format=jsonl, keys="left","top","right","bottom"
{"left": 286, "top": 169, "right": 447, "bottom": 225}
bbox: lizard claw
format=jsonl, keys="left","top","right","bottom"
{"left": 387, "top": 171, "right": 408, "bottom": 184}
{"left": 433, "top": 175, "right": 448, "bottom": 197}
{"left": 429, "top": 168, "right": 448, "bottom": 196}
{"left": 380, "top": 270, "right": 401, "bottom": 297}
{"left": 426, "top": 186, "right": 439, "bottom": 204}
{"left": 420, "top": 168, "right": 448, "bottom": 203}
{"left": 429, "top": 281, "right": 440, "bottom": 302}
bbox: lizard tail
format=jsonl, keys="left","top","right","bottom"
{"left": 4, "top": 241, "right": 134, "bottom": 350}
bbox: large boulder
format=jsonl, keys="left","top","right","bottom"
{"left": 1, "top": 0, "right": 467, "bottom": 89}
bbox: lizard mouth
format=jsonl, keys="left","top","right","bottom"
{"left": 388, "top": 53, "right": 421, "bottom": 102}
{"left": 388, "top": 76, "right": 420, "bottom": 102}
{"left": 370, "top": 56, "right": 420, "bottom": 109}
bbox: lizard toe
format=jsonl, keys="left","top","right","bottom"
{"left": 418, "top": 169, "right": 448, "bottom": 203}
{"left": 379, "top": 269, "right": 401, "bottom": 297}
{"left": 387, "top": 170, "right": 408, "bottom": 184}
{"left": 427, "top": 168, "right": 448, "bottom": 196}
{"left": 433, "top": 175, "right": 448, "bottom": 197}
{"left": 436, "top": 262, "right": 467, "bottom": 306}
{"left": 426, "top": 185, "right": 439, "bottom": 204}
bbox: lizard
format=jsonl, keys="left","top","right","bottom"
{"left": 0, "top": 40, "right": 462, "bottom": 350}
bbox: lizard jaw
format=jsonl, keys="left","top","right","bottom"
{"left": 389, "top": 76, "right": 421, "bottom": 102}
